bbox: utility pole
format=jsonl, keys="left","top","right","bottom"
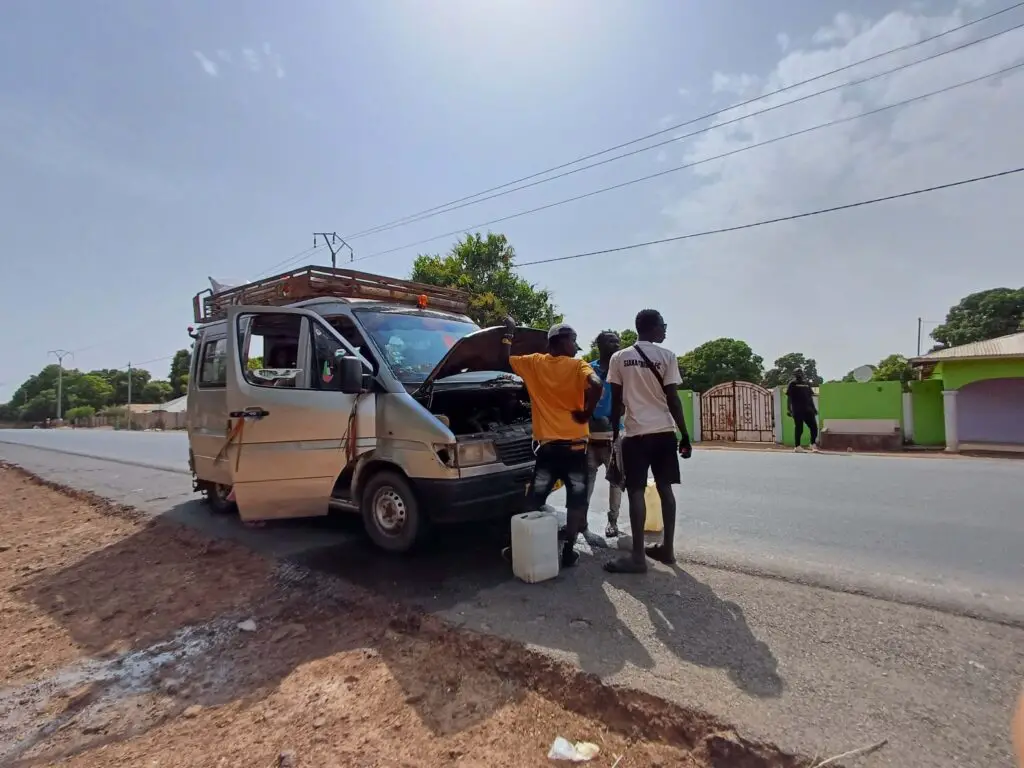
{"left": 313, "top": 232, "right": 354, "bottom": 268}
{"left": 126, "top": 361, "right": 132, "bottom": 431}
{"left": 916, "top": 317, "right": 922, "bottom": 357}
{"left": 47, "top": 349, "right": 73, "bottom": 421}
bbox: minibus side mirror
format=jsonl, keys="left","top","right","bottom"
{"left": 337, "top": 355, "right": 366, "bottom": 395}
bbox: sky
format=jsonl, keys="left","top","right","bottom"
{"left": 2, "top": 0, "right": 1023, "bottom": 400}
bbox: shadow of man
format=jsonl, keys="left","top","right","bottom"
{"left": 605, "top": 561, "right": 783, "bottom": 698}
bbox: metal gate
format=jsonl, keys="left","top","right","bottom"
{"left": 701, "top": 381, "right": 775, "bottom": 442}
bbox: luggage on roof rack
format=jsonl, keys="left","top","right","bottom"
{"left": 192, "top": 265, "right": 471, "bottom": 324}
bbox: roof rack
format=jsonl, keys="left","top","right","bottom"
{"left": 193, "top": 265, "right": 471, "bottom": 324}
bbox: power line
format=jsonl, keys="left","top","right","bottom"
{"left": 252, "top": 243, "right": 326, "bottom": 280}
{"left": 351, "top": 57, "right": 1024, "bottom": 263}
{"left": 61, "top": 166, "right": 1022, "bottom": 380}
{"left": 513, "top": 166, "right": 1024, "bottom": 268}
{"left": 340, "top": 1, "right": 1024, "bottom": 241}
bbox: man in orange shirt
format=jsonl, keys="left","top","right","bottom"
{"left": 501, "top": 319, "right": 603, "bottom": 568}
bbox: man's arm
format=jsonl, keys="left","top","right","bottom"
{"left": 572, "top": 364, "right": 604, "bottom": 424}
{"left": 610, "top": 383, "right": 624, "bottom": 441}
{"left": 498, "top": 316, "right": 515, "bottom": 372}
{"left": 663, "top": 383, "right": 690, "bottom": 443}
{"left": 785, "top": 382, "right": 794, "bottom": 416}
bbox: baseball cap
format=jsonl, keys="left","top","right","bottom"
{"left": 547, "top": 323, "right": 582, "bottom": 351}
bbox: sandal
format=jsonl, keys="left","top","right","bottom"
{"left": 603, "top": 557, "right": 647, "bottom": 574}
{"left": 645, "top": 544, "right": 676, "bottom": 565}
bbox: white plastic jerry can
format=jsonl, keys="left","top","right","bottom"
{"left": 510, "top": 510, "right": 560, "bottom": 583}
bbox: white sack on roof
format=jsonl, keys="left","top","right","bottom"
{"left": 209, "top": 277, "right": 249, "bottom": 294}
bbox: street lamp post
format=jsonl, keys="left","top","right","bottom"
{"left": 47, "top": 349, "right": 74, "bottom": 421}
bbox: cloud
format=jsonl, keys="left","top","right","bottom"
{"left": 192, "top": 50, "right": 218, "bottom": 77}
{"left": 777, "top": 32, "right": 790, "bottom": 52}
{"left": 651, "top": 4, "right": 1024, "bottom": 375}
{"left": 216, "top": 49, "right": 232, "bottom": 63}
{"left": 242, "top": 48, "right": 261, "bottom": 72}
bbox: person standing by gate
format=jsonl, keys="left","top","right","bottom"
{"left": 786, "top": 369, "right": 819, "bottom": 451}
{"left": 604, "top": 309, "right": 692, "bottom": 574}
{"left": 587, "top": 331, "right": 625, "bottom": 538}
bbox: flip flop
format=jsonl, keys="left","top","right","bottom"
{"left": 603, "top": 557, "right": 647, "bottom": 574}
{"left": 645, "top": 544, "right": 676, "bottom": 565}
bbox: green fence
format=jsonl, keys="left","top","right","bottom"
{"left": 910, "top": 379, "right": 945, "bottom": 446}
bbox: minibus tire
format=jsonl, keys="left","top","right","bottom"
{"left": 205, "top": 483, "right": 237, "bottom": 515}
{"left": 361, "top": 471, "right": 425, "bottom": 553}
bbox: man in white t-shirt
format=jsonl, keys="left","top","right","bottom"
{"left": 604, "top": 308, "right": 692, "bottom": 574}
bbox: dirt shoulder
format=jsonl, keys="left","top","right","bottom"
{"left": 0, "top": 466, "right": 803, "bottom": 767}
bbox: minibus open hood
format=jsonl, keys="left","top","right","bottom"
{"left": 415, "top": 326, "right": 548, "bottom": 394}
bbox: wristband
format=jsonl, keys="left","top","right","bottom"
{"left": 501, "top": 336, "right": 513, "bottom": 346}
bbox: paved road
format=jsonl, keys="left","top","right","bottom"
{"left": 2, "top": 441, "right": 1022, "bottom": 767}
{"left": 2, "top": 429, "right": 1022, "bottom": 622}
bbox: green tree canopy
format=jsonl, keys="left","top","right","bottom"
{"left": 678, "top": 338, "right": 764, "bottom": 393}
{"left": 410, "top": 232, "right": 561, "bottom": 329}
{"left": 1, "top": 363, "right": 174, "bottom": 421}
{"left": 583, "top": 329, "right": 638, "bottom": 361}
{"left": 169, "top": 350, "right": 191, "bottom": 398}
{"left": 762, "top": 353, "right": 822, "bottom": 388}
{"left": 930, "top": 287, "right": 1024, "bottom": 349}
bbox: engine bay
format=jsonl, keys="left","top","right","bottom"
{"left": 424, "top": 383, "right": 532, "bottom": 436}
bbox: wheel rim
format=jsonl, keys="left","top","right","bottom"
{"left": 372, "top": 486, "right": 407, "bottom": 536}
{"left": 213, "top": 484, "right": 231, "bottom": 503}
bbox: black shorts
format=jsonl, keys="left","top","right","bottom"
{"left": 528, "top": 441, "right": 589, "bottom": 511}
{"left": 621, "top": 431, "right": 680, "bottom": 491}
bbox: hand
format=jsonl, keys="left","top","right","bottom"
{"left": 678, "top": 438, "right": 693, "bottom": 459}
{"left": 502, "top": 315, "right": 516, "bottom": 331}
{"left": 786, "top": 410, "right": 792, "bottom": 418}
{"left": 571, "top": 410, "right": 589, "bottom": 424}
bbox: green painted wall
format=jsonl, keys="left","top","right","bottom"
{"left": 910, "top": 379, "right": 945, "bottom": 446}
{"left": 677, "top": 390, "right": 695, "bottom": 438}
{"left": 818, "top": 381, "right": 904, "bottom": 422}
{"left": 937, "top": 358, "right": 1024, "bottom": 390}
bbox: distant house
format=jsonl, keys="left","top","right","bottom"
{"left": 910, "top": 331, "right": 1024, "bottom": 452}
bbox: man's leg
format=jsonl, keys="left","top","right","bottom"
{"left": 604, "top": 435, "right": 650, "bottom": 573}
{"left": 607, "top": 470, "right": 623, "bottom": 537}
{"left": 559, "top": 444, "right": 590, "bottom": 567}
{"left": 646, "top": 432, "right": 681, "bottom": 565}
{"left": 806, "top": 413, "right": 820, "bottom": 446}
{"left": 793, "top": 413, "right": 805, "bottom": 449}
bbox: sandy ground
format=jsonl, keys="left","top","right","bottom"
{"left": 0, "top": 466, "right": 805, "bottom": 768}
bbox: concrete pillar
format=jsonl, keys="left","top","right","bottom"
{"left": 773, "top": 387, "right": 784, "bottom": 444}
{"left": 942, "top": 389, "right": 959, "bottom": 452}
{"left": 690, "top": 392, "right": 701, "bottom": 443}
{"left": 902, "top": 392, "right": 914, "bottom": 443}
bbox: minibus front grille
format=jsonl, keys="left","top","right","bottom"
{"left": 495, "top": 437, "right": 534, "bottom": 466}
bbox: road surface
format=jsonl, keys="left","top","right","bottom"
{"left": 1, "top": 434, "right": 1022, "bottom": 767}
{"left": 2, "top": 428, "right": 1022, "bottom": 622}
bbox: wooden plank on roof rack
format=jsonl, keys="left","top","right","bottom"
{"left": 194, "top": 265, "right": 471, "bottom": 323}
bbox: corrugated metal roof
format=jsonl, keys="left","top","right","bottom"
{"left": 156, "top": 395, "right": 187, "bottom": 413}
{"left": 913, "top": 331, "right": 1024, "bottom": 362}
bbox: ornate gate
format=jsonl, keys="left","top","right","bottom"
{"left": 701, "top": 381, "right": 775, "bottom": 442}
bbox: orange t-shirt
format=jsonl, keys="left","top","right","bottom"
{"left": 510, "top": 354, "right": 595, "bottom": 442}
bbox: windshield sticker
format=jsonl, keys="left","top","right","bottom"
{"left": 443, "top": 334, "right": 456, "bottom": 348}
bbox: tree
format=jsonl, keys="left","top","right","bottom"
{"left": 141, "top": 380, "right": 173, "bottom": 404}
{"left": 168, "top": 350, "right": 191, "bottom": 398}
{"left": 583, "top": 329, "right": 638, "bottom": 361}
{"left": 842, "top": 354, "right": 914, "bottom": 388}
{"left": 930, "top": 287, "right": 1024, "bottom": 349}
{"left": 410, "top": 232, "right": 561, "bottom": 329}
{"left": 67, "top": 374, "right": 114, "bottom": 410}
{"left": 678, "top": 338, "right": 764, "bottom": 393}
{"left": 762, "top": 353, "right": 822, "bottom": 388}
{"left": 247, "top": 356, "right": 264, "bottom": 370}
{"left": 65, "top": 405, "right": 96, "bottom": 422}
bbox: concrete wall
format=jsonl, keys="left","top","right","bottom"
{"left": 910, "top": 379, "right": 945, "bottom": 446}
{"left": 957, "top": 378, "right": 1024, "bottom": 444}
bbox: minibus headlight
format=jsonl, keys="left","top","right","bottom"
{"left": 457, "top": 441, "right": 498, "bottom": 467}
